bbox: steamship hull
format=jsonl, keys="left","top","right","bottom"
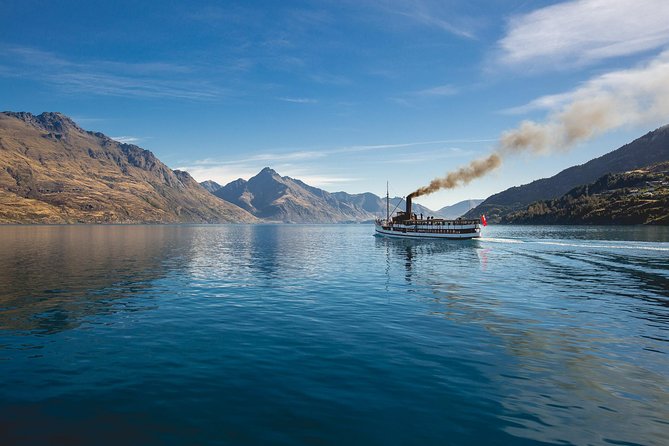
{"left": 374, "top": 221, "right": 482, "bottom": 240}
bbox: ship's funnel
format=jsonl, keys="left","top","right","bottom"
{"left": 406, "top": 195, "right": 412, "bottom": 220}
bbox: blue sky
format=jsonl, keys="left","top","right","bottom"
{"left": 2, "top": 0, "right": 669, "bottom": 209}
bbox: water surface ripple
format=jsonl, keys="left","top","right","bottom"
{"left": 0, "top": 225, "right": 668, "bottom": 445}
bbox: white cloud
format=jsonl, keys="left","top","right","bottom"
{"left": 308, "top": 73, "right": 351, "bottom": 86}
{"left": 498, "top": 0, "right": 669, "bottom": 68}
{"left": 111, "top": 136, "right": 142, "bottom": 144}
{"left": 281, "top": 174, "right": 358, "bottom": 187}
{"left": 397, "top": 9, "right": 473, "bottom": 39}
{"left": 376, "top": 0, "right": 477, "bottom": 39}
{"left": 390, "top": 84, "right": 458, "bottom": 106}
{"left": 415, "top": 84, "right": 458, "bottom": 96}
{"left": 277, "top": 97, "right": 318, "bottom": 104}
{"left": 188, "top": 151, "right": 324, "bottom": 167}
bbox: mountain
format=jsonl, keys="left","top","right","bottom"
{"left": 214, "top": 168, "right": 378, "bottom": 223}
{"left": 464, "top": 124, "right": 669, "bottom": 222}
{"left": 200, "top": 180, "right": 222, "bottom": 194}
{"left": 0, "top": 112, "right": 257, "bottom": 223}
{"left": 435, "top": 199, "right": 484, "bottom": 219}
{"left": 503, "top": 162, "right": 669, "bottom": 225}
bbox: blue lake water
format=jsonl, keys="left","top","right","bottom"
{"left": 0, "top": 224, "right": 668, "bottom": 445}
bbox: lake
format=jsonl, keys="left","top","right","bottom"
{"left": 1, "top": 224, "right": 668, "bottom": 445}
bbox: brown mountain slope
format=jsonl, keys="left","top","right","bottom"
{"left": 0, "top": 112, "right": 257, "bottom": 223}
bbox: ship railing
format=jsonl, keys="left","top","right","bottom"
{"left": 392, "top": 220, "right": 480, "bottom": 226}
{"left": 386, "top": 226, "right": 479, "bottom": 234}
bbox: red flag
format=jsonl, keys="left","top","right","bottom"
{"left": 481, "top": 214, "right": 487, "bottom": 226}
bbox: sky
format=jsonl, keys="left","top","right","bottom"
{"left": 2, "top": 0, "right": 669, "bottom": 209}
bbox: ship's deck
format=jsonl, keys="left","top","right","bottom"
{"left": 375, "top": 217, "right": 482, "bottom": 238}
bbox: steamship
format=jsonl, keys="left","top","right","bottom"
{"left": 374, "top": 194, "right": 484, "bottom": 240}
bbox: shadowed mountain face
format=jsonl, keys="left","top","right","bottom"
{"left": 465, "top": 124, "right": 669, "bottom": 222}
{"left": 0, "top": 112, "right": 257, "bottom": 223}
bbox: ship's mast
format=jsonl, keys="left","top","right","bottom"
{"left": 386, "top": 181, "right": 389, "bottom": 223}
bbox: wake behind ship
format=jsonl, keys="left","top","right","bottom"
{"left": 375, "top": 194, "right": 484, "bottom": 240}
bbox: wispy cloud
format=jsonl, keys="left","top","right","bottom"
{"left": 377, "top": 0, "right": 477, "bottom": 39}
{"left": 330, "top": 139, "right": 495, "bottom": 154}
{"left": 111, "top": 136, "right": 143, "bottom": 144}
{"left": 390, "top": 83, "right": 458, "bottom": 107}
{"left": 277, "top": 97, "right": 318, "bottom": 104}
{"left": 498, "top": 0, "right": 669, "bottom": 69}
{"left": 415, "top": 84, "right": 458, "bottom": 97}
{"left": 396, "top": 11, "right": 473, "bottom": 39}
{"left": 308, "top": 72, "right": 351, "bottom": 86}
{"left": 70, "top": 116, "right": 107, "bottom": 124}
{"left": 0, "top": 45, "right": 229, "bottom": 100}
{"left": 281, "top": 173, "right": 359, "bottom": 187}
{"left": 189, "top": 150, "right": 325, "bottom": 167}
{"left": 49, "top": 72, "right": 226, "bottom": 100}
{"left": 387, "top": 97, "right": 416, "bottom": 108}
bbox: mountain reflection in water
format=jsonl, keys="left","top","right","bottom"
{"left": 0, "top": 225, "right": 197, "bottom": 334}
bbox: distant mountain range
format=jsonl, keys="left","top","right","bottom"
{"left": 464, "top": 124, "right": 669, "bottom": 222}
{"left": 212, "top": 167, "right": 372, "bottom": 223}
{"left": 202, "top": 168, "right": 481, "bottom": 223}
{"left": 436, "top": 199, "right": 484, "bottom": 219}
{"left": 503, "top": 162, "right": 669, "bottom": 225}
{"left": 0, "top": 112, "right": 257, "bottom": 223}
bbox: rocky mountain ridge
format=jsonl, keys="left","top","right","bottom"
{"left": 0, "top": 111, "right": 257, "bottom": 223}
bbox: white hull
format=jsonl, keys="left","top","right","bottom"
{"left": 375, "top": 223, "right": 481, "bottom": 240}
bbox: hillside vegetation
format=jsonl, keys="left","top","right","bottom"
{"left": 503, "top": 162, "right": 669, "bottom": 225}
